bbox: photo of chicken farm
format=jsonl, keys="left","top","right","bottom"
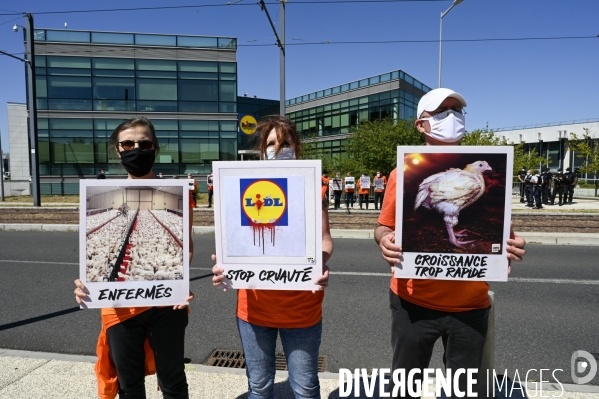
{"left": 401, "top": 152, "right": 509, "bottom": 255}
{"left": 84, "top": 185, "right": 184, "bottom": 283}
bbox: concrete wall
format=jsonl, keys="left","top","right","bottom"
{"left": 2, "top": 180, "right": 31, "bottom": 196}
{"left": 7, "top": 103, "right": 29, "bottom": 182}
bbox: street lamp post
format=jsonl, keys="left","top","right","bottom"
{"left": 7, "top": 14, "right": 41, "bottom": 205}
{"left": 258, "top": 0, "right": 286, "bottom": 116}
{"left": 25, "top": 13, "right": 41, "bottom": 206}
{"left": 279, "top": 0, "right": 286, "bottom": 116}
{"left": 438, "top": 0, "right": 463, "bottom": 88}
{"left": 0, "top": 130, "right": 5, "bottom": 201}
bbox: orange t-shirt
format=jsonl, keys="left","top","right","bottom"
{"left": 357, "top": 177, "right": 370, "bottom": 195}
{"left": 189, "top": 180, "right": 198, "bottom": 208}
{"left": 236, "top": 188, "right": 327, "bottom": 328}
{"left": 374, "top": 175, "right": 387, "bottom": 193}
{"left": 377, "top": 168, "right": 490, "bottom": 312}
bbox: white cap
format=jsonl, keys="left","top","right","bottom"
{"left": 417, "top": 88, "right": 467, "bottom": 118}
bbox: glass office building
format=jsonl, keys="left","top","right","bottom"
{"left": 27, "top": 29, "right": 237, "bottom": 194}
{"left": 285, "top": 70, "right": 431, "bottom": 159}
{"left": 237, "top": 96, "right": 280, "bottom": 159}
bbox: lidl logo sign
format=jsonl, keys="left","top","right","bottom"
{"left": 240, "top": 178, "right": 288, "bottom": 226}
{"left": 239, "top": 115, "right": 258, "bottom": 135}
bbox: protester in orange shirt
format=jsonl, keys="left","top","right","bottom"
{"left": 357, "top": 171, "right": 370, "bottom": 210}
{"left": 321, "top": 169, "right": 331, "bottom": 203}
{"left": 188, "top": 173, "right": 198, "bottom": 208}
{"left": 331, "top": 172, "right": 344, "bottom": 210}
{"left": 211, "top": 115, "right": 333, "bottom": 399}
{"left": 344, "top": 172, "right": 355, "bottom": 214}
{"left": 74, "top": 117, "right": 194, "bottom": 399}
{"left": 373, "top": 170, "right": 387, "bottom": 210}
{"left": 375, "top": 89, "right": 526, "bottom": 397}
{"left": 207, "top": 171, "right": 214, "bottom": 208}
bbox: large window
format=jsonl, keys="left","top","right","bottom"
{"left": 288, "top": 89, "right": 415, "bottom": 138}
{"left": 35, "top": 55, "right": 237, "bottom": 112}
{"left": 38, "top": 117, "right": 237, "bottom": 176}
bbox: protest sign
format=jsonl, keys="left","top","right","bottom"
{"left": 332, "top": 177, "right": 343, "bottom": 191}
{"left": 374, "top": 177, "right": 385, "bottom": 191}
{"left": 360, "top": 176, "right": 371, "bottom": 189}
{"left": 394, "top": 146, "right": 513, "bottom": 281}
{"left": 79, "top": 180, "right": 190, "bottom": 308}
{"left": 345, "top": 176, "right": 355, "bottom": 189}
{"left": 213, "top": 160, "right": 323, "bottom": 290}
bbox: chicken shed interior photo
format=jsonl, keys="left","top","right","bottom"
{"left": 85, "top": 186, "right": 184, "bottom": 283}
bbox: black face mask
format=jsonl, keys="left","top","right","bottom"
{"left": 120, "top": 148, "right": 155, "bottom": 177}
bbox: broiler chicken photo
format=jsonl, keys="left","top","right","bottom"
{"left": 414, "top": 160, "right": 492, "bottom": 248}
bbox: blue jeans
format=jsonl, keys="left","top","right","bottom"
{"left": 237, "top": 317, "right": 322, "bottom": 399}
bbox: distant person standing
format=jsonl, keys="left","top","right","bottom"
{"left": 551, "top": 168, "right": 565, "bottom": 206}
{"left": 563, "top": 167, "right": 577, "bottom": 204}
{"left": 357, "top": 172, "right": 370, "bottom": 210}
{"left": 207, "top": 172, "right": 214, "bottom": 208}
{"left": 322, "top": 170, "right": 331, "bottom": 203}
{"left": 96, "top": 169, "right": 106, "bottom": 179}
{"left": 332, "top": 172, "right": 343, "bottom": 210}
{"left": 373, "top": 170, "right": 387, "bottom": 210}
{"left": 541, "top": 168, "right": 552, "bottom": 205}
{"left": 517, "top": 167, "right": 526, "bottom": 203}
{"left": 524, "top": 169, "right": 534, "bottom": 207}
{"left": 188, "top": 174, "right": 198, "bottom": 208}
{"left": 344, "top": 172, "right": 355, "bottom": 214}
{"left": 531, "top": 171, "right": 543, "bottom": 209}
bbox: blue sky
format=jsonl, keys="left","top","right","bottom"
{"left": 1, "top": 0, "right": 598, "bottom": 153}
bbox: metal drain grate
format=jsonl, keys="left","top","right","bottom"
{"left": 204, "top": 350, "right": 246, "bottom": 369}
{"left": 205, "top": 350, "right": 327, "bottom": 372}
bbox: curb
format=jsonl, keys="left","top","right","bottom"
{"left": 1, "top": 224, "right": 598, "bottom": 246}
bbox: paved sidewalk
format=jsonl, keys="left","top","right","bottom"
{"left": 1, "top": 349, "right": 598, "bottom": 399}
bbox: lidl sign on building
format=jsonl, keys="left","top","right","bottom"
{"left": 239, "top": 114, "right": 258, "bottom": 135}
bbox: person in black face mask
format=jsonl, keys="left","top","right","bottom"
{"left": 74, "top": 117, "right": 194, "bottom": 399}
{"left": 111, "top": 119, "right": 158, "bottom": 178}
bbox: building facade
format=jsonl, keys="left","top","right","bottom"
{"left": 497, "top": 120, "right": 599, "bottom": 178}
{"left": 27, "top": 29, "right": 238, "bottom": 194}
{"left": 285, "top": 70, "right": 431, "bottom": 159}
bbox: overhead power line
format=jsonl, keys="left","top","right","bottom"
{"left": 0, "top": 0, "right": 448, "bottom": 16}
{"left": 239, "top": 35, "right": 599, "bottom": 46}
{"left": 6, "top": 34, "right": 594, "bottom": 59}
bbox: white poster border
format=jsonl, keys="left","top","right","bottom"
{"left": 78, "top": 179, "right": 190, "bottom": 308}
{"left": 394, "top": 146, "right": 514, "bottom": 282}
{"left": 213, "top": 160, "right": 323, "bottom": 290}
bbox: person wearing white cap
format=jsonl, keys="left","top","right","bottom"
{"left": 414, "top": 87, "right": 467, "bottom": 145}
{"left": 375, "top": 88, "right": 527, "bottom": 397}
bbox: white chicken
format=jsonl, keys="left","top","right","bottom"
{"left": 414, "top": 160, "right": 492, "bottom": 248}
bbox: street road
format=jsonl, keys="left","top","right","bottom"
{"left": 0, "top": 231, "right": 597, "bottom": 385}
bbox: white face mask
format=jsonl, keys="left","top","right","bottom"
{"left": 266, "top": 147, "right": 296, "bottom": 160}
{"left": 421, "top": 110, "right": 465, "bottom": 143}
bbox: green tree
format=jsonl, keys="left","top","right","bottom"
{"left": 512, "top": 143, "right": 547, "bottom": 175}
{"left": 568, "top": 128, "right": 599, "bottom": 195}
{"left": 343, "top": 118, "right": 424, "bottom": 176}
{"left": 462, "top": 125, "right": 547, "bottom": 176}
{"left": 461, "top": 125, "right": 509, "bottom": 146}
{"left": 299, "top": 134, "right": 336, "bottom": 173}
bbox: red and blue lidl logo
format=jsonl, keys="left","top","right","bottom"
{"left": 240, "top": 178, "right": 288, "bottom": 226}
